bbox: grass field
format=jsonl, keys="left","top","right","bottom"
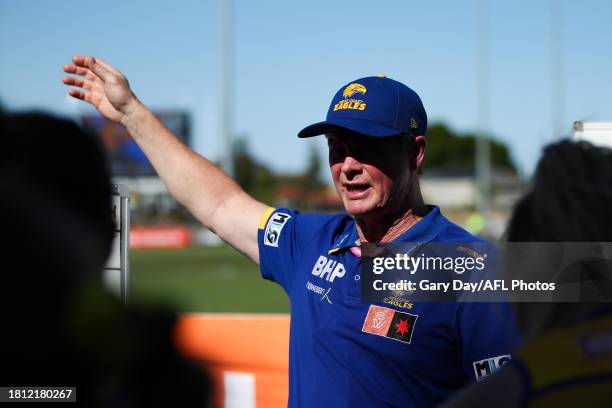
{"left": 130, "top": 245, "right": 290, "bottom": 313}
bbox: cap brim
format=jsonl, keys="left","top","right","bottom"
{"left": 297, "top": 117, "right": 403, "bottom": 138}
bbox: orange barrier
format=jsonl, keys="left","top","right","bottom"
{"left": 174, "top": 313, "right": 290, "bottom": 407}
{"left": 130, "top": 226, "right": 192, "bottom": 249}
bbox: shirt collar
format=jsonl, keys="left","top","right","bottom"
{"left": 394, "top": 205, "right": 449, "bottom": 244}
{"left": 328, "top": 227, "right": 360, "bottom": 254}
{"left": 327, "top": 205, "right": 448, "bottom": 254}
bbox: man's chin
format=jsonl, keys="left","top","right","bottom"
{"left": 343, "top": 201, "right": 375, "bottom": 217}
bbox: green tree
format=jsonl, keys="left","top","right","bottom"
{"left": 425, "top": 123, "right": 516, "bottom": 172}
{"left": 232, "top": 138, "right": 277, "bottom": 204}
{"left": 303, "top": 145, "right": 325, "bottom": 192}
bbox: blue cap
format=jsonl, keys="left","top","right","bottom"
{"left": 298, "top": 75, "right": 427, "bottom": 138}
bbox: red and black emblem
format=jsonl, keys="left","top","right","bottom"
{"left": 362, "top": 305, "right": 418, "bottom": 344}
{"left": 387, "top": 311, "right": 417, "bottom": 343}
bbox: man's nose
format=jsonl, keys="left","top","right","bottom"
{"left": 341, "top": 156, "right": 363, "bottom": 179}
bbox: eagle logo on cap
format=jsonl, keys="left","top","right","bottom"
{"left": 343, "top": 83, "right": 367, "bottom": 98}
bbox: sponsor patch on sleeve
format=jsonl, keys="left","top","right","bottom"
{"left": 362, "top": 305, "right": 418, "bottom": 344}
{"left": 263, "top": 212, "right": 291, "bottom": 247}
{"left": 472, "top": 354, "right": 512, "bottom": 381}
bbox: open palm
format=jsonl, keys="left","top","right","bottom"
{"left": 63, "top": 56, "right": 136, "bottom": 123}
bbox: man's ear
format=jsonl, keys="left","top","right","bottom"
{"left": 413, "top": 135, "right": 426, "bottom": 174}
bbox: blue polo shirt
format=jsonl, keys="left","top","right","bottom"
{"left": 258, "top": 206, "right": 521, "bottom": 407}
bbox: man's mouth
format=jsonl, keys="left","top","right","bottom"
{"left": 344, "top": 183, "right": 371, "bottom": 198}
{"left": 346, "top": 184, "right": 370, "bottom": 193}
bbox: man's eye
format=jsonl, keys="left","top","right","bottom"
{"left": 329, "top": 147, "right": 347, "bottom": 162}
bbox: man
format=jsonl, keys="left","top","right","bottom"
{"left": 63, "top": 57, "right": 520, "bottom": 406}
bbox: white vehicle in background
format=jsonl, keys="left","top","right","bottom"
{"left": 574, "top": 121, "right": 612, "bottom": 148}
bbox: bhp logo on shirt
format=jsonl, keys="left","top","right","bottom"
{"left": 311, "top": 255, "right": 346, "bottom": 282}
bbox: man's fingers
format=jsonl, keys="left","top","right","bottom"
{"left": 68, "top": 56, "right": 127, "bottom": 89}
{"left": 72, "top": 55, "right": 111, "bottom": 81}
{"left": 68, "top": 89, "right": 101, "bottom": 108}
{"left": 63, "top": 63, "right": 87, "bottom": 76}
{"left": 63, "top": 75, "right": 84, "bottom": 87}
{"left": 92, "top": 57, "right": 122, "bottom": 76}
{"left": 64, "top": 75, "right": 97, "bottom": 92}
{"left": 68, "top": 88, "right": 88, "bottom": 101}
{"left": 64, "top": 64, "right": 101, "bottom": 83}
{"left": 71, "top": 55, "right": 96, "bottom": 68}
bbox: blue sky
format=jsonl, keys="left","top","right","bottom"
{"left": 2, "top": 0, "right": 612, "bottom": 181}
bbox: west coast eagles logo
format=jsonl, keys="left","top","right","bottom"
{"left": 334, "top": 83, "right": 367, "bottom": 112}
{"left": 342, "top": 83, "right": 367, "bottom": 98}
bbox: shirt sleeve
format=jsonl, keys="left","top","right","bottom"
{"left": 257, "top": 207, "right": 332, "bottom": 295}
{"left": 456, "top": 301, "right": 523, "bottom": 382}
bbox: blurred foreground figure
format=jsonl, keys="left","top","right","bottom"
{"left": 0, "top": 111, "right": 210, "bottom": 406}
{"left": 62, "top": 56, "right": 521, "bottom": 406}
{"left": 441, "top": 140, "right": 612, "bottom": 408}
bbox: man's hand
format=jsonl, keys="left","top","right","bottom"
{"left": 63, "top": 56, "right": 138, "bottom": 124}
{"left": 61, "top": 55, "right": 268, "bottom": 264}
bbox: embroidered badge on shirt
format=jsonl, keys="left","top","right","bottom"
{"left": 362, "top": 305, "right": 418, "bottom": 344}
{"left": 472, "top": 355, "right": 512, "bottom": 381}
{"left": 263, "top": 212, "right": 291, "bottom": 247}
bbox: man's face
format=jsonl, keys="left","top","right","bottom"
{"left": 327, "top": 131, "right": 412, "bottom": 218}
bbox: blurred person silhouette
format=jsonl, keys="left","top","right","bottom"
{"left": 441, "top": 140, "right": 612, "bottom": 407}
{"left": 0, "top": 111, "right": 211, "bottom": 406}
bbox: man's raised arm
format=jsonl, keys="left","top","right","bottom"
{"left": 63, "top": 56, "right": 269, "bottom": 263}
